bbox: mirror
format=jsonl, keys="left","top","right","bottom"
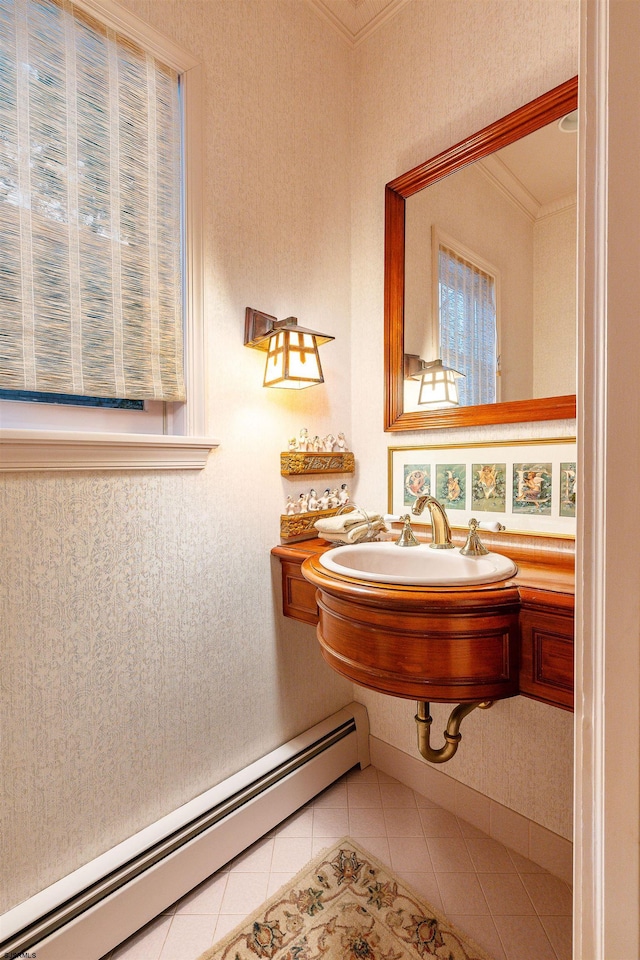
{"left": 384, "top": 77, "right": 578, "bottom": 431}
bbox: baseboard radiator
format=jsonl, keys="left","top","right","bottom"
{"left": 1, "top": 702, "right": 369, "bottom": 960}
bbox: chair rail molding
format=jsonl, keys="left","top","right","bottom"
{"left": 0, "top": 430, "right": 218, "bottom": 472}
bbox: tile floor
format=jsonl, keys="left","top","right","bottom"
{"left": 100, "top": 765, "right": 572, "bottom": 960}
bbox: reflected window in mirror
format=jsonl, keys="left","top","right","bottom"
{"left": 404, "top": 224, "right": 501, "bottom": 412}
{"left": 437, "top": 235, "right": 499, "bottom": 408}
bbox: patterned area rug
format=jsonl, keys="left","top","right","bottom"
{"left": 197, "top": 837, "right": 494, "bottom": 960}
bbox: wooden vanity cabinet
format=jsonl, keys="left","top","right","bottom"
{"left": 272, "top": 539, "right": 575, "bottom": 712}
{"left": 518, "top": 588, "right": 574, "bottom": 711}
{"left": 279, "top": 558, "right": 319, "bottom": 624}
{"left": 273, "top": 540, "right": 326, "bottom": 625}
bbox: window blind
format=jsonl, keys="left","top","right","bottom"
{"left": 0, "top": 0, "right": 185, "bottom": 402}
{"left": 438, "top": 243, "right": 497, "bottom": 406}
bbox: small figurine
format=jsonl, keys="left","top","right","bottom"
{"left": 328, "top": 488, "right": 340, "bottom": 508}
{"left": 285, "top": 495, "right": 296, "bottom": 514}
{"left": 298, "top": 427, "right": 310, "bottom": 451}
{"left": 319, "top": 488, "right": 331, "bottom": 510}
{"left": 312, "top": 435, "right": 323, "bottom": 452}
{"left": 287, "top": 436, "right": 298, "bottom": 451}
{"left": 338, "top": 482, "right": 350, "bottom": 505}
{"left": 298, "top": 492, "right": 309, "bottom": 513}
{"left": 322, "top": 434, "right": 335, "bottom": 452}
{"left": 336, "top": 432, "right": 347, "bottom": 452}
{"left": 308, "top": 488, "right": 320, "bottom": 511}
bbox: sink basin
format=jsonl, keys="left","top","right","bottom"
{"left": 318, "top": 541, "right": 516, "bottom": 585}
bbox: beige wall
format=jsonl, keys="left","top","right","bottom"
{"left": 349, "top": 0, "right": 579, "bottom": 840}
{"left": 1, "top": 0, "right": 581, "bottom": 918}
{"left": 0, "top": 0, "right": 354, "bottom": 914}
{"left": 533, "top": 204, "right": 577, "bottom": 397}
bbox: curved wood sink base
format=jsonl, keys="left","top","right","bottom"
{"left": 273, "top": 536, "right": 575, "bottom": 711}
{"left": 304, "top": 553, "right": 521, "bottom": 703}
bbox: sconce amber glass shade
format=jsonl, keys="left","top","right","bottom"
{"left": 264, "top": 330, "right": 324, "bottom": 388}
{"left": 417, "top": 359, "right": 464, "bottom": 408}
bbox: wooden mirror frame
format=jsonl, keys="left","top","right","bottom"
{"left": 384, "top": 76, "right": 578, "bottom": 431}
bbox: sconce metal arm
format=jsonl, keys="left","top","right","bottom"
{"left": 244, "top": 308, "right": 334, "bottom": 349}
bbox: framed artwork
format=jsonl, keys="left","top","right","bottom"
{"left": 388, "top": 438, "right": 576, "bottom": 537}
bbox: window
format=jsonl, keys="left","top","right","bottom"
{"left": 0, "top": 0, "right": 213, "bottom": 470}
{"left": 434, "top": 229, "right": 500, "bottom": 407}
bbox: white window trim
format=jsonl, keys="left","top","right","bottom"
{"left": 0, "top": 0, "right": 218, "bottom": 471}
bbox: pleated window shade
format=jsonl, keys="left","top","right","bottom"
{"left": 0, "top": 0, "right": 185, "bottom": 402}
{"left": 438, "top": 243, "right": 497, "bottom": 407}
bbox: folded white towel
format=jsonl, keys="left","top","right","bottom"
{"left": 319, "top": 519, "right": 388, "bottom": 544}
{"left": 314, "top": 509, "right": 381, "bottom": 534}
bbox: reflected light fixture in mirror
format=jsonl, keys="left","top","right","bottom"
{"left": 244, "top": 307, "right": 334, "bottom": 388}
{"left": 404, "top": 353, "right": 463, "bottom": 408}
{"left": 418, "top": 359, "right": 464, "bottom": 408}
{"left": 384, "top": 76, "right": 578, "bottom": 431}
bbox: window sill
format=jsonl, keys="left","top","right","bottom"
{"left": 0, "top": 429, "right": 219, "bottom": 472}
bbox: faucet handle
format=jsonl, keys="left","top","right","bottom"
{"left": 395, "top": 515, "right": 421, "bottom": 547}
{"left": 459, "top": 518, "right": 489, "bottom": 557}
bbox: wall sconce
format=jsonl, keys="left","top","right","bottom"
{"left": 244, "top": 308, "right": 334, "bottom": 389}
{"left": 404, "top": 354, "right": 464, "bottom": 408}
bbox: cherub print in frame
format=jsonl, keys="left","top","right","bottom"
{"left": 472, "top": 462, "right": 506, "bottom": 513}
{"left": 403, "top": 464, "right": 430, "bottom": 506}
{"left": 513, "top": 462, "right": 552, "bottom": 515}
{"left": 436, "top": 463, "right": 466, "bottom": 510}
{"left": 560, "top": 461, "right": 577, "bottom": 518}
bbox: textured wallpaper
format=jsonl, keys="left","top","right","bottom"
{"left": 1, "top": 0, "right": 354, "bottom": 914}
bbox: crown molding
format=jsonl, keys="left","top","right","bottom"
{"left": 306, "top": 0, "right": 411, "bottom": 47}
{"left": 477, "top": 155, "right": 577, "bottom": 225}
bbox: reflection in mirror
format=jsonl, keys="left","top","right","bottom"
{"left": 384, "top": 77, "right": 578, "bottom": 431}
{"left": 404, "top": 119, "right": 576, "bottom": 411}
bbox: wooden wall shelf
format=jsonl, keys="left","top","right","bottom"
{"left": 280, "top": 507, "right": 344, "bottom": 543}
{"left": 280, "top": 451, "right": 355, "bottom": 475}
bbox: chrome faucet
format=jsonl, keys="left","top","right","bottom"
{"left": 411, "top": 495, "right": 454, "bottom": 549}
